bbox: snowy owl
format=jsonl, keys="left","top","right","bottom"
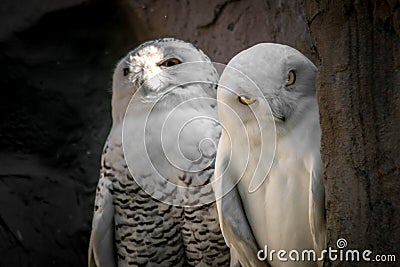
{"left": 88, "top": 38, "right": 230, "bottom": 267}
{"left": 214, "top": 43, "right": 326, "bottom": 267}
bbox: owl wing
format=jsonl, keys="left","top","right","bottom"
{"left": 215, "top": 137, "right": 268, "bottom": 267}
{"left": 88, "top": 149, "right": 116, "bottom": 267}
{"left": 220, "top": 186, "right": 267, "bottom": 267}
{"left": 309, "top": 158, "right": 326, "bottom": 258}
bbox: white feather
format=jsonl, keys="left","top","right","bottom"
{"left": 89, "top": 38, "right": 230, "bottom": 266}
{"left": 215, "top": 43, "right": 326, "bottom": 267}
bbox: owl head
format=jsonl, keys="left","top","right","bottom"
{"left": 218, "top": 43, "right": 318, "bottom": 136}
{"left": 111, "top": 38, "right": 218, "bottom": 123}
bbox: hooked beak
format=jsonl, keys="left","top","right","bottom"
{"left": 272, "top": 112, "right": 286, "bottom": 122}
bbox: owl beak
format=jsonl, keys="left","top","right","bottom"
{"left": 265, "top": 97, "right": 286, "bottom": 122}
{"left": 272, "top": 112, "right": 286, "bottom": 122}
{"left": 138, "top": 70, "right": 146, "bottom": 87}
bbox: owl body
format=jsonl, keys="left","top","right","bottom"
{"left": 89, "top": 39, "right": 230, "bottom": 267}
{"left": 236, "top": 100, "right": 322, "bottom": 262}
{"left": 215, "top": 43, "right": 326, "bottom": 267}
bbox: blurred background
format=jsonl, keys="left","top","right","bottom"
{"left": 0, "top": 0, "right": 398, "bottom": 266}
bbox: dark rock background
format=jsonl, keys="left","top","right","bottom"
{"left": 0, "top": 0, "right": 137, "bottom": 265}
{"left": 0, "top": 0, "right": 398, "bottom": 266}
{"left": 304, "top": 1, "right": 400, "bottom": 266}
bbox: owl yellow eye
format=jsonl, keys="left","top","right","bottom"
{"left": 286, "top": 70, "right": 296, "bottom": 86}
{"left": 238, "top": 95, "right": 256, "bottom": 105}
{"left": 158, "top": 58, "right": 182, "bottom": 68}
{"left": 123, "top": 68, "right": 130, "bottom": 76}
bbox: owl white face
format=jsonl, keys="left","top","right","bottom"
{"left": 126, "top": 45, "right": 165, "bottom": 90}
{"left": 218, "top": 43, "right": 317, "bottom": 134}
{"left": 111, "top": 38, "right": 218, "bottom": 123}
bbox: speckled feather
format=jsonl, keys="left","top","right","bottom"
{"left": 89, "top": 38, "right": 230, "bottom": 267}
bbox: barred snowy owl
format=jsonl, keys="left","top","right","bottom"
{"left": 88, "top": 38, "right": 230, "bottom": 267}
{"left": 215, "top": 43, "right": 326, "bottom": 267}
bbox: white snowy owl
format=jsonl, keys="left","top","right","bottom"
{"left": 88, "top": 38, "right": 230, "bottom": 267}
{"left": 215, "top": 43, "right": 326, "bottom": 267}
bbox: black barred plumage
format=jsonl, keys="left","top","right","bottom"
{"left": 88, "top": 38, "right": 230, "bottom": 267}
{"left": 97, "top": 136, "right": 188, "bottom": 267}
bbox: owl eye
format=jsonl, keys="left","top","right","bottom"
{"left": 238, "top": 95, "right": 256, "bottom": 105}
{"left": 286, "top": 70, "right": 296, "bottom": 86}
{"left": 158, "top": 58, "right": 182, "bottom": 68}
{"left": 123, "top": 68, "right": 130, "bottom": 76}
